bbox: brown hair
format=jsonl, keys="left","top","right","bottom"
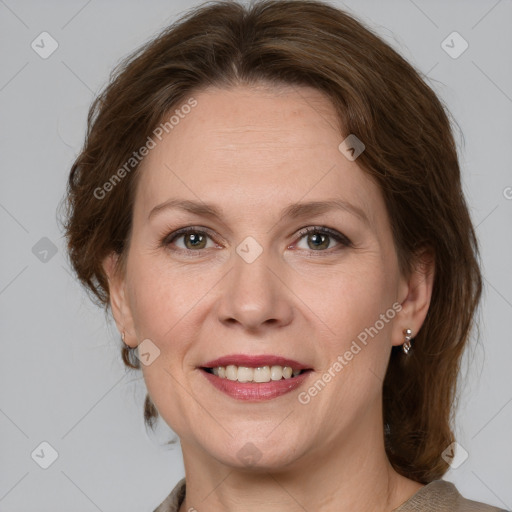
{"left": 61, "top": 0, "right": 482, "bottom": 484}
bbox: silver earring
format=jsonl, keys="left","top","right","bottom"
{"left": 122, "top": 331, "right": 130, "bottom": 349}
{"left": 402, "top": 328, "right": 413, "bottom": 354}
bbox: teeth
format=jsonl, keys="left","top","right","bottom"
{"left": 254, "top": 366, "right": 270, "bottom": 382}
{"left": 209, "top": 364, "right": 303, "bottom": 383}
{"left": 226, "top": 365, "right": 238, "bottom": 381}
{"left": 282, "top": 366, "right": 292, "bottom": 379}
{"left": 270, "top": 365, "right": 283, "bottom": 380}
{"left": 237, "top": 366, "right": 253, "bottom": 382}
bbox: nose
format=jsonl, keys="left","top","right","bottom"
{"left": 215, "top": 245, "right": 294, "bottom": 333}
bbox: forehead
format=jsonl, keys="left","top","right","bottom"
{"left": 133, "top": 84, "right": 382, "bottom": 228}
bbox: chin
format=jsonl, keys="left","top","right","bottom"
{"left": 208, "top": 435, "right": 306, "bottom": 471}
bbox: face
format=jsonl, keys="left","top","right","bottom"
{"left": 106, "top": 83, "right": 430, "bottom": 470}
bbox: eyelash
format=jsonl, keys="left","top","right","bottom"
{"left": 161, "top": 225, "right": 352, "bottom": 256}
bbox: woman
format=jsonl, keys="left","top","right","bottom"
{"left": 62, "top": 1, "right": 508, "bottom": 510}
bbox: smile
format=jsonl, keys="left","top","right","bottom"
{"left": 199, "top": 354, "right": 313, "bottom": 401}
{"left": 204, "top": 364, "right": 305, "bottom": 382}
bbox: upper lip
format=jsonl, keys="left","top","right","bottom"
{"left": 201, "top": 354, "right": 311, "bottom": 370}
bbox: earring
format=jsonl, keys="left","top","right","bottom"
{"left": 402, "top": 328, "right": 413, "bottom": 354}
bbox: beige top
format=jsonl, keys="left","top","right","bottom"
{"left": 153, "top": 478, "right": 509, "bottom": 512}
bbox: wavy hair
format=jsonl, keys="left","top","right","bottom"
{"left": 61, "top": 0, "right": 482, "bottom": 484}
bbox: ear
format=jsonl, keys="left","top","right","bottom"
{"left": 392, "top": 247, "right": 435, "bottom": 347}
{"left": 102, "top": 252, "right": 137, "bottom": 348}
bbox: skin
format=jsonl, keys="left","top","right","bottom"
{"left": 104, "top": 83, "right": 434, "bottom": 511}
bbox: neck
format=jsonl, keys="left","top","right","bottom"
{"left": 176, "top": 401, "right": 423, "bottom": 512}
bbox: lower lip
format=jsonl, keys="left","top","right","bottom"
{"left": 200, "top": 369, "right": 311, "bottom": 401}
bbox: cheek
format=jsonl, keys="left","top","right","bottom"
{"left": 128, "top": 273, "right": 173, "bottom": 340}
{"left": 126, "top": 250, "right": 205, "bottom": 341}
{"left": 306, "top": 264, "right": 397, "bottom": 419}
{"left": 305, "top": 266, "right": 395, "bottom": 411}
{"left": 128, "top": 258, "right": 204, "bottom": 428}
{"left": 300, "top": 257, "right": 393, "bottom": 345}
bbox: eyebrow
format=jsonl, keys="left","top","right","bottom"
{"left": 148, "top": 198, "right": 370, "bottom": 226}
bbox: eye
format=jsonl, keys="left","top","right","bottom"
{"left": 293, "top": 226, "right": 352, "bottom": 252}
{"left": 161, "top": 225, "right": 352, "bottom": 255}
{"left": 162, "top": 227, "right": 217, "bottom": 252}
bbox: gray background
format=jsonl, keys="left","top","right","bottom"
{"left": 1, "top": 0, "right": 511, "bottom": 510}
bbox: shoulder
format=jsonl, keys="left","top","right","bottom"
{"left": 152, "top": 477, "right": 509, "bottom": 512}
{"left": 393, "top": 479, "right": 509, "bottom": 512}
{"left": 153, "top": 477, "right": 186, "bottom": 512}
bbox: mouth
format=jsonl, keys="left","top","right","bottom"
{"left": 198, "top": 354, "right": 313, "bottom": 401}
{"left": 201, "top": 365, "right": 310, "bottom": 383}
